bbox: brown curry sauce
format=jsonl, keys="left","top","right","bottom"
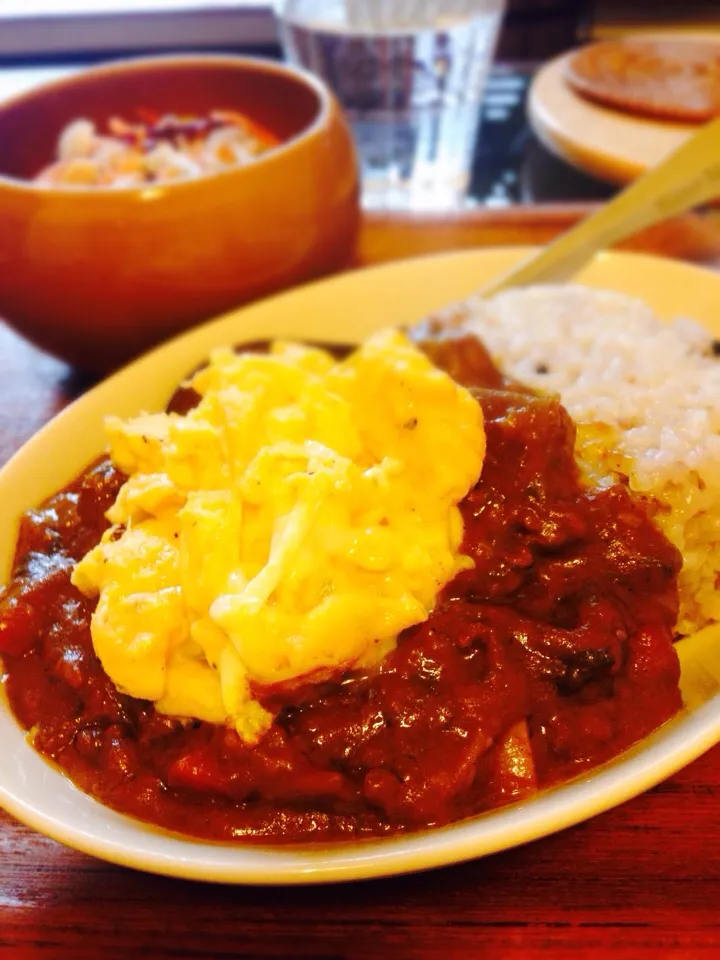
{"left": 0, "top": 329, "right": 682, "bottom": 841}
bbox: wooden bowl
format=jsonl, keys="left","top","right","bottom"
{"left": 0, "top": 55, "right": 360, "bottom": 371}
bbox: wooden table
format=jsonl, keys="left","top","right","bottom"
{"left": 1, "top": 205, "right": 719, "bottom": 960}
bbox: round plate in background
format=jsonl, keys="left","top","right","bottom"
{"left": 527, "top": 45, "right": 706, "bottom": 186}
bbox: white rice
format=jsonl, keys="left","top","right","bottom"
{"left": 447, "top": 285, "right": 720, "bottom": 636}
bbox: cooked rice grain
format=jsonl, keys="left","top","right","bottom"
{"left": 449, "top": 286, "right": 720, "bottom": 636}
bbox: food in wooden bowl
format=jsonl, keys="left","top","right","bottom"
{"left": 0, "top": 55, "right": 359, "bottom": 372}
{"left": 0, "top": 280, "right": 717, "bottom": 846}
{"left": 565, "top": 38, "right": 720, "bottom": 123}
{"left": 35, "top": 110, "right": 279, "bottom": 187}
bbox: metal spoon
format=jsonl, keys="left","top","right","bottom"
{"left": 481, "top": 116, "right": 720, "bottom": 298}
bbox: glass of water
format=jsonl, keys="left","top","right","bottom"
{"left": 275, "top": 0, "right": 506, "bottom": 210}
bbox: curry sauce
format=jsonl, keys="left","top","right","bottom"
{"left": 0, "top": 331, "right": 682, "bottom": 841}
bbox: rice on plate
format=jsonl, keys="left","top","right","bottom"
{"left": 440, "top": 285, "right": 720, "bottom": 638}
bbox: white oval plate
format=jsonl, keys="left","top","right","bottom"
{"left": 1, "top": 248, "right": 719, "bottom": 884}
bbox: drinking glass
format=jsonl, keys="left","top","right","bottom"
{"left": 275, "top": 0, "right": 506, "bottom": 209}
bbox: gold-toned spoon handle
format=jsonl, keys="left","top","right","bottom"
{"left": 482, "top": 117, "right": 720, "bottom": 297}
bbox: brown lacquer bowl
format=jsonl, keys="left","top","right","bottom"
{"left": 0, "top": 55, "right": 359, "bottom": 371}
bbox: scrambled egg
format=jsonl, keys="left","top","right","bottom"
{"left": 72, "top": 329, "right": 485, "bottom": 743}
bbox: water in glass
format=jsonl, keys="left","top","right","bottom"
{"left": 276, "top": 0, "right": 505, "bottom": 209}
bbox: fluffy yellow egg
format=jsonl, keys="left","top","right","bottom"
{"left": 72, "top": 329, "right": 486, "bottom": 743}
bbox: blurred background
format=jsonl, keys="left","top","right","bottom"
{"left": 2, "top": 0, "right": 719, "bottom": 210}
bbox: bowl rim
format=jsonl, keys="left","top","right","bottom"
{"left": 0, "top": 52, "right": 336, "bottom": 195}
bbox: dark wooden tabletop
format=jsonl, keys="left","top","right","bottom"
{"left": 1, "top": 206, "right": 719, "bottom": 960}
